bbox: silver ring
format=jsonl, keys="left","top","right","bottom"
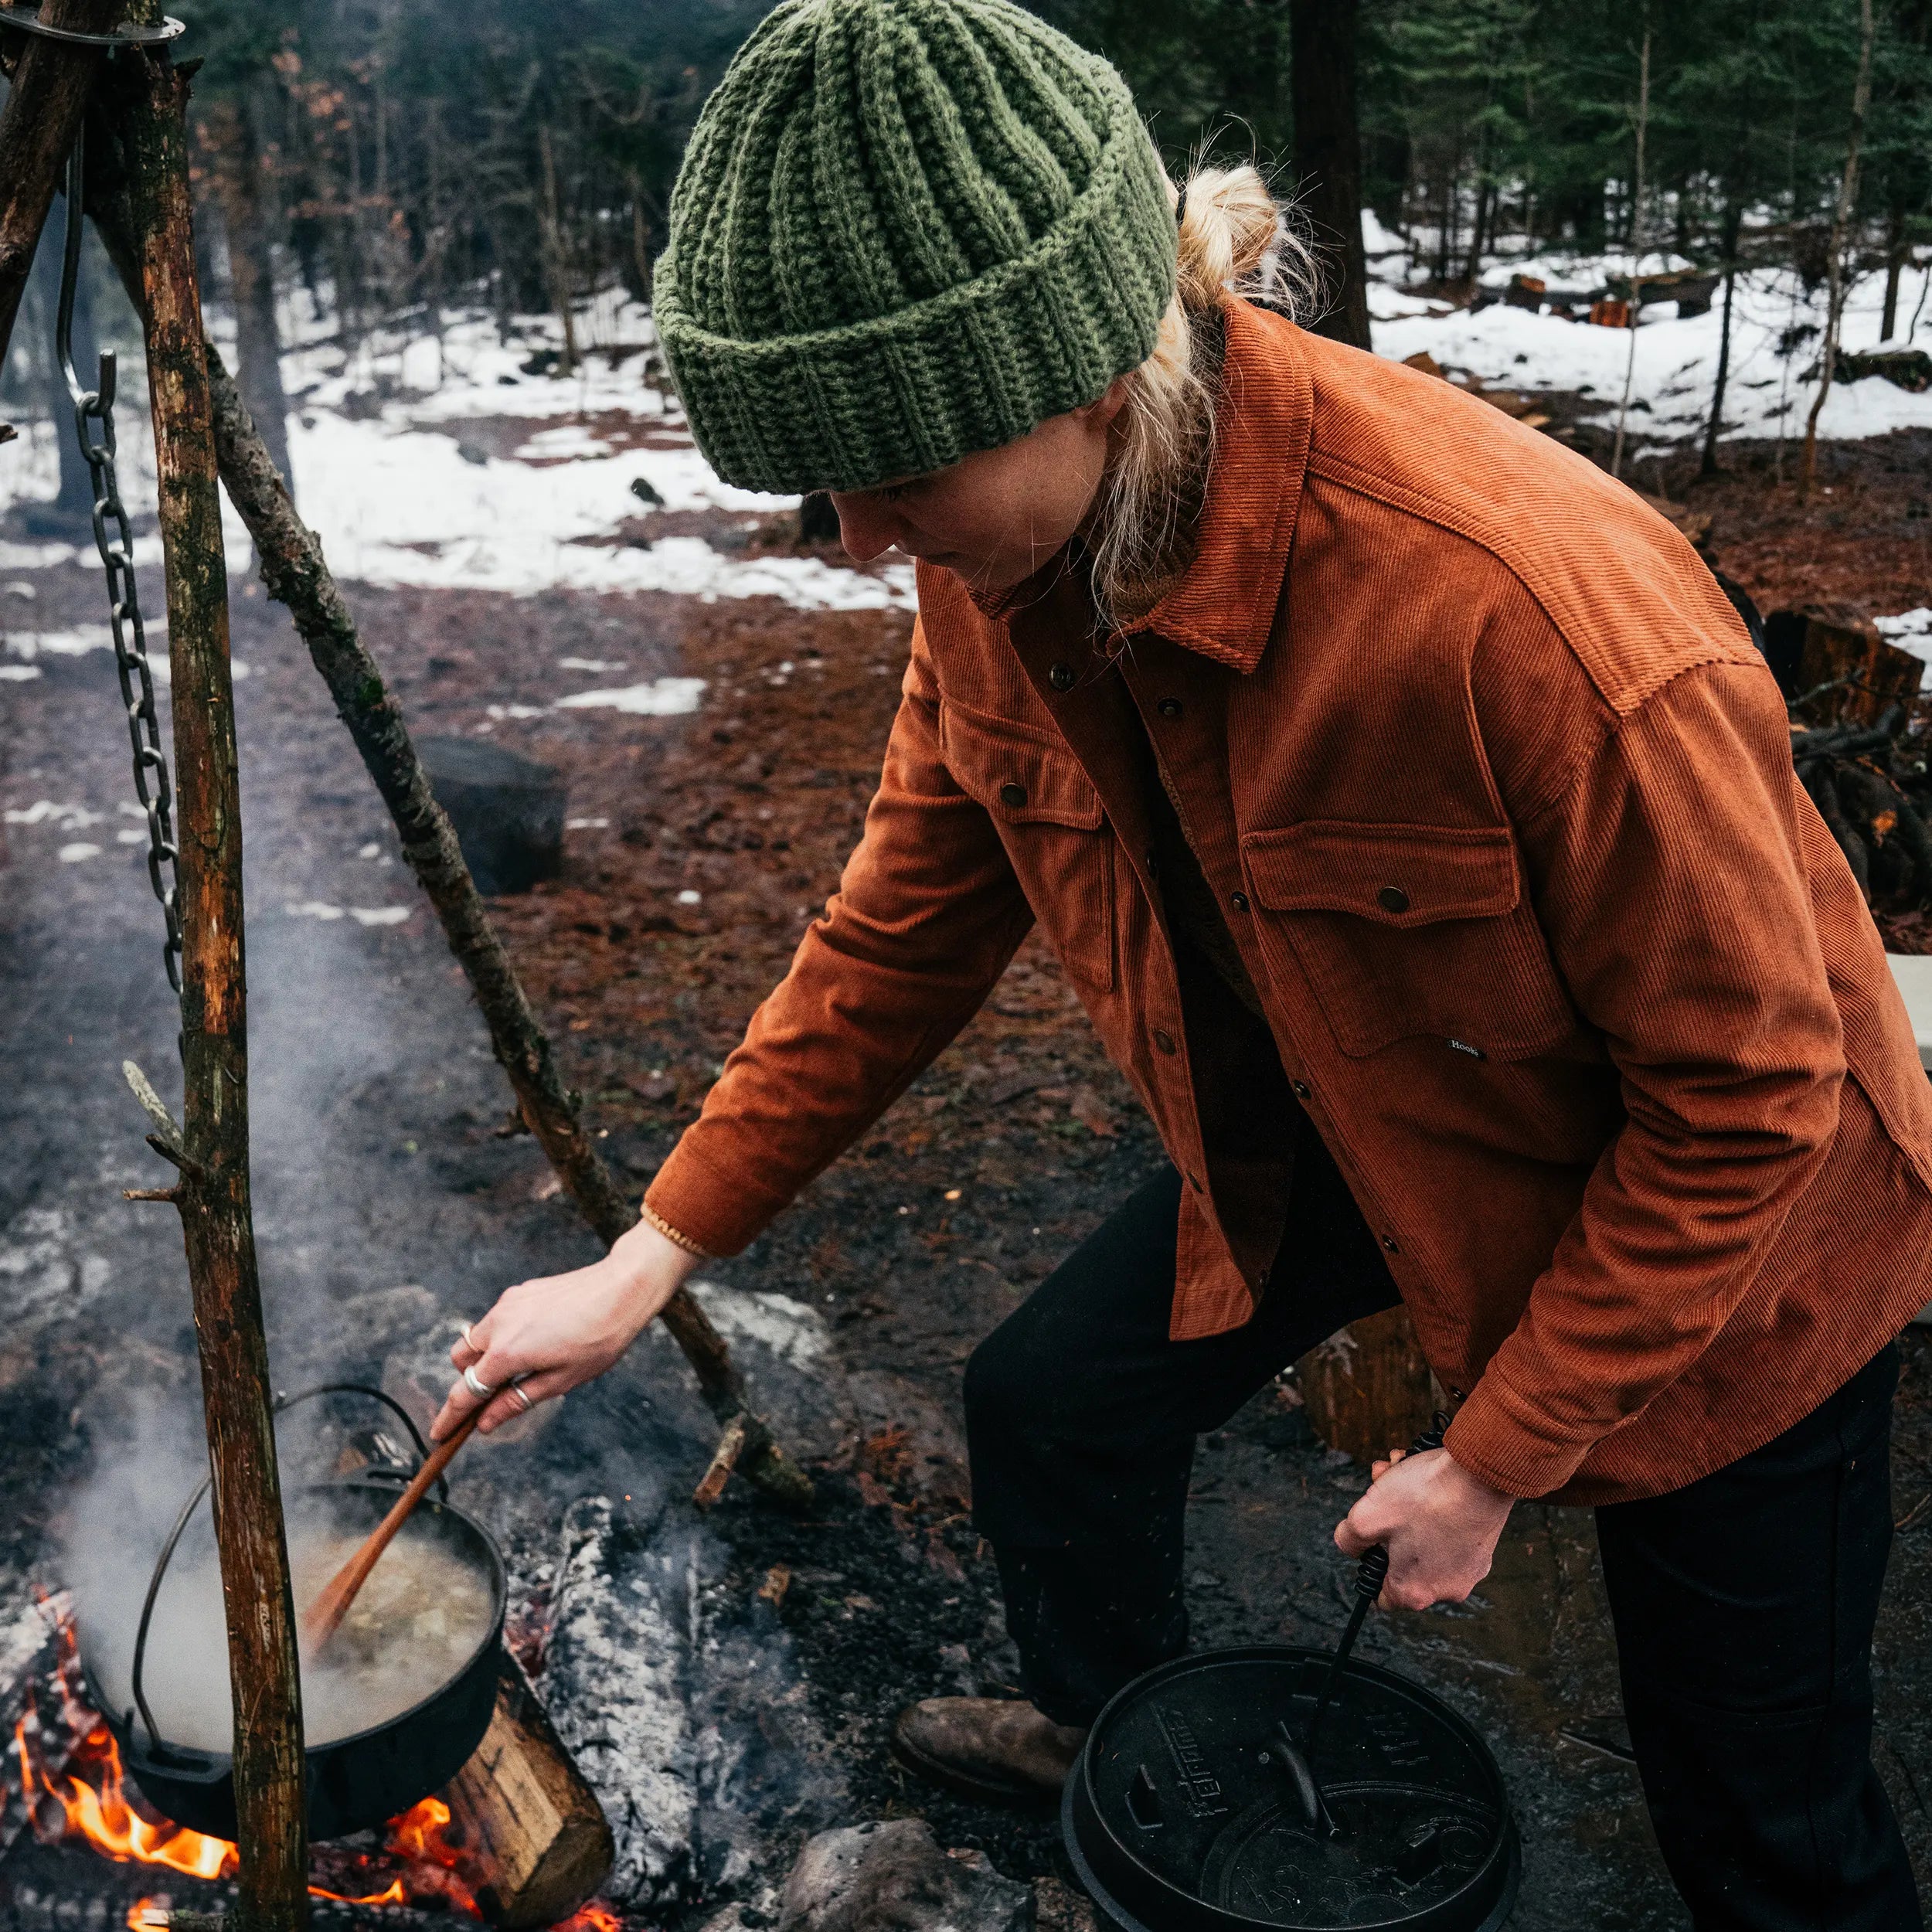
{"left": 461, "top": 1365, "right": 496, "bottom": 1400}
{"left": 508, "top": 1384, "right": 534, "bottom": 1414}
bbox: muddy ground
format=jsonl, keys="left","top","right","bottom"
{"left": 3, "top": 422, "right": 1931, "bottom": 1930}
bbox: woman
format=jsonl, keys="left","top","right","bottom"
{"left": 435, "top": 2, "right": 1932, "bottom": 1923}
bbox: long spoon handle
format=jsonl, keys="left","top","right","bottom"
{"left": 300, "top": 1410, "right": 483, "bottom": 1658}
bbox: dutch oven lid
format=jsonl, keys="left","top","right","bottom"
{"left": 1063, "top": 1646, "right": 1519, "bottom": 1932}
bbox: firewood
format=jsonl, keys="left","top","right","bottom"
{"left": 441, "top": 1650, "right": 615, "bottom": 1930}
{"left": 1297, "top": 1306, "right": 1437, "bottom": 1466}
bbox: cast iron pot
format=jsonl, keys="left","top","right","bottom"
{"left": 1064, "top": 1645, "right": 1519, "bottom": 1932}
{"left": 83, "top": 1388, "right": 506, "bottom": 1843}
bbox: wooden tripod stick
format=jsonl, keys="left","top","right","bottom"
{"left": 301, "top": 1408, "right": 484, "bottom": 1658}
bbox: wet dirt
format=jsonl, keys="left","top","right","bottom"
{"left": 5, "top": 431, "right": 1932, "bottom": 1929}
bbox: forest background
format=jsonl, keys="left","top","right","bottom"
{"left": 4, "top": 0, "right": 1930, "bottom": 521}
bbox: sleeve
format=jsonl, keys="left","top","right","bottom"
{"left": 1444, "top": 655, "right": 1848, "bottom": 1497}
{"left": 643, "top": 618, "right": 1036, "bottom": 1257}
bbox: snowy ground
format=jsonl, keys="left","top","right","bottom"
{"left": 1, "top": 229, "right": 1927, "bottom": 638}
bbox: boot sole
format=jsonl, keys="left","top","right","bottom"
{"left": 888, "top": 1726, "right": 1066, "bottom": 1813}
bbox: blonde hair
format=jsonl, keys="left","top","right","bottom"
{"left": 1085, "top": 161, "right": 1318, "bottom": 630}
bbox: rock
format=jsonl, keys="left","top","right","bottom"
{"left": 418, "top": 736, "right": 567, "bottom": 896}
{"left": 780, "top": 1821, "right": 1033, "bottom": 1932}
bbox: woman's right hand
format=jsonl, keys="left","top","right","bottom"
{"left": 431, "top": 1217, "right": 702, "bottom": 1439}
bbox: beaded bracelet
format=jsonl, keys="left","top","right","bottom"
{"left": 641, "top": 1199, "right": 713, "bottom": 1260}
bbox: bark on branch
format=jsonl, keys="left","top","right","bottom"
{"left": 107, "top": 43, "right": 309, "bottom": 1932}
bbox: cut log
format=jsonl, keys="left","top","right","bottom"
{"left": 441, "top": 1649, "right": 615, "bottom": 1930}
{"left": 1296, "top": 1305, "right": 1437, "bottom": 1466}
{"left": 1774, "top": 602, "right": 1923, "bottom": 729}
{"left": 419, "top": 736, "right": 566, "bottom": 896}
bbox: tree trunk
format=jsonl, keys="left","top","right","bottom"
{"left": 536, "top": 125, "right": 577, "bottom": 375}
{"left": 1800, "top": 0, "right": 1876, "bottom": 502}
{"left": 0, "top": 0, "right": 123, "bottom": 364}
{"left": 1880, "top": 210, "right": 1906, "bottom": 344}
{"left": 1702, "top": 201, "right": 1743, "bottom": 479}
{"left": 1289, "top": 0, "right": 1371, "bottom": 349}
{"left": 204, "top": 97, "right": 294, "bottom": 498}
{"left": 1298, "top": 1307, "right": 1437, "bottom": 1466}
{"left": 1611, "top": 19, "right": 1651, "bottom": 481}
{"left": 100, "top": 38, "right": 310, "bottom": 1932}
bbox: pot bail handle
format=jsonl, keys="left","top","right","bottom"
{"left": 127, "top": 1382, "right": 447, "bottom": 1758}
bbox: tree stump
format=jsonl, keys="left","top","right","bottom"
{"left": 1768, "top": 603, "right": 1922, "bottom": 729}
{"left": 419, "top": 737, "right": 566, "bottom": 896}
{"left": 1297, "top": 1306, "right": 1437, "bottom": 1465}
{"left": 441, "top": 1650, "right": 614, "bottom": 1930}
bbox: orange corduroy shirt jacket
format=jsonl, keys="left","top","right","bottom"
{"left": 648, "top": 295, "right": 1932, "bottom": 1508}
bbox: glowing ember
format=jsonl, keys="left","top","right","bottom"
{"left": 557, "top": 1903, "right": 625, "bottom": 1932}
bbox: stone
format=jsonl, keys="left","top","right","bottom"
{"left": 780, "top": 1821, "right": 1033, "bottom": 1932}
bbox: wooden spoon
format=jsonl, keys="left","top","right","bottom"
{"left": 300, "top": 1408, "right": 483, "bottom": 1659}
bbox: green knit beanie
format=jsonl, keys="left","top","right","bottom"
{"left": 653, "top": 0, "right": 1176, "bottom": 495}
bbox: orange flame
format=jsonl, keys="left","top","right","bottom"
{"left": 18, "top": 1714, "right": 234, "bottom": 1881}
{"left": 16, "top": 1691, "right": 479, "bottom": 1914}
{"left": 558, "top": 1903, "right": 625, "bottom": 1932}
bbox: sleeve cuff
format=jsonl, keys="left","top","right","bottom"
{"left": 642, "top": 1133, "right": 793, "bottom": 1260}
{"left": 1442, "top": 1367, "right": 1598, "bottom": 1500}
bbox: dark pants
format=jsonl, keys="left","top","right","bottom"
{"left": 965, "top": 1151, "right": 1921, "bottom": 1931}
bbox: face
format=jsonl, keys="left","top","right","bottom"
{"left": 828, "top": 379, "right": 1130, "bottom": 596}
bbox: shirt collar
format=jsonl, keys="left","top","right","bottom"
{"left": 919, "top": 300, "right": 1314, "bottom": 668}
{"left": 1115, "top": 298, "right": 1314, "bottom": 674}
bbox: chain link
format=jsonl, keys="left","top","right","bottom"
{"left": 58, "top": 134, "right": 182, "bottom": 996}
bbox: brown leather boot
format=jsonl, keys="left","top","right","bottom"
{"left": 891, "top": 1697, "right": 1087, "bottom": 1808}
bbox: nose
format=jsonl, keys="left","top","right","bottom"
{"left": 828, "top": 490, "right": 901, "bottom": 564}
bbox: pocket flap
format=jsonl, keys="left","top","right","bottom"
{"left": 939, "top": 696, "right": 1104, "bottom": 830}
{"left": 1242, "top": 821, "right": 1521, "bottom": 925}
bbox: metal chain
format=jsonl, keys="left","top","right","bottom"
{"left": 57, "top": 131, "right": 182, "bottom": 996}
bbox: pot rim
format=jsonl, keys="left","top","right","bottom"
{"left": 83, "top": 1476, "right": 507, "bottom": 1770}
{"left": 1064, "top": 1642, "right": 1518, "bottom": 1932}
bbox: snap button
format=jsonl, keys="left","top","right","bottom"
{"left": 1377, "top": 885, "right": 1410, "bottom": 915}
{"left": 1145, "top": 849, "right": 1159, "bottom": 877}
{"left": 1049, "top": 662, "right": 1077, "bottom": 692}
{"left": 1154, "top": 1029, "right": 1178, "bottom": 1055}
{"left": 1381, "top": 1235, "right": 1400, "bottom": 1253}
{"left": 999, "top": 781, "right": 1028, "bottom": 808}
{"left": 1156, "top": 696, "right": 1182, "bottom": 719}
{"left": 1231, "top": 890, "right": 1250, "bottom": 913}
{"left": 1291, "top": 1080, "right": 1311, "bottom": 1100}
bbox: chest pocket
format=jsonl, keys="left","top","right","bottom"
{"left": 938, "top": 695, "right": 1114, "bottom": 991}
{"left": 1241, "top": 820, "right": 1573, "bottom": 1058}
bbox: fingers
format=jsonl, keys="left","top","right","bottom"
{"left": 474, "top": 1369, "right": 568, "bottom": 1436}
{"left": 431, "top": 1342, "right": 522, "bottom": 1440}
{"left": 1333, "top": 1503, "right": 1377, "bottom": 1560}
{"left": 449, "top": 1311, "right": 495, "bottom": 1371}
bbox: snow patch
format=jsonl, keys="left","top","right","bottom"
{"left": 556, "top": 675, "right": 707, "bottom": 716}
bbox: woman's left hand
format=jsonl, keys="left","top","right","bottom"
{"left": 1332, "top": 1447, "right": 1516, "bottom": 1611}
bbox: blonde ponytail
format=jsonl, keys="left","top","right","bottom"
{"left": 1086, "top": 159, "right": 1318, "bottom": 630}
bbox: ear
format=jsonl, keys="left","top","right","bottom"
{"left": 1073, "top": 374, "right": 1134, "bottom": 434}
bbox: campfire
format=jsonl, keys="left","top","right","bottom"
{"left": 3, "top": 1608, "right": 618, "bottom": 1930}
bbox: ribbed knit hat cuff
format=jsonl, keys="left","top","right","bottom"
{"left": 656, "top": 87, "right": 1175, "bottom": 496}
